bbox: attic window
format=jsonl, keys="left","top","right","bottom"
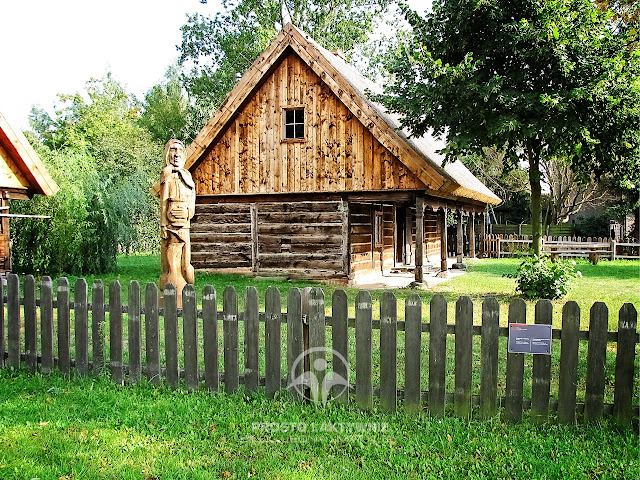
{"left": 284, "top": 108, "right": 304, "bottom": 140}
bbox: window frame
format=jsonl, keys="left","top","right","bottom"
{"left": 282, "top": 107, "right": 305, "bottom": 142}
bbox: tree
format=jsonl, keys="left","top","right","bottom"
{"left": 178, "top": 0, "right": 391, "bottom": 134}
{"left": 376, "top": 0, "right": 640, "bottom": 255}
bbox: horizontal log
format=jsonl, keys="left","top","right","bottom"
{"left": 258, "top": 223, "right": 342, "bottom": 235}
{"left": 257, "top": 201, "right": 341, "bottom": 213}
{"left": 258, "top": 234, "right": 343, "bottom": 245}
{"left": 351, "top": 234, "right": 373, "bottom": 244}
{"left": 191, "top": 223, "right": 252, "bottom": 233}
{"left": 351, "top": 225, "right": 373, "bottom": 235}
{"left": 259, "top": 254, "right": 343, "bottom": 270}
{"left": 192, "top": 243, "right": 251, "bottom": 254}
{"left": 195, "top": 203, "right": 251, "bottom": 214}
{"left": 257, "top": 268, "right": 347, "bottom": 280}
{"left": 259, "top": 244, "right": 341, "bottom": 255}
{"left": 192, "top": 213, "right": 251, "bottom": 224}
{"left": 257, "top": 212, "right": 343, "bottom": 223}
{"left": 191, "top": 232, "right": 252, "bottom": 243}
{"left": 351, "top": 243, "right": 372, "bottom": 254}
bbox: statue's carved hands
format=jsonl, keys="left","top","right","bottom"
{"left": 160, "top": 225, "right": 168, "bottom": 239}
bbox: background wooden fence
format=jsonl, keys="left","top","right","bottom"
{"left": 1, "top": 274, "right": 638, "bottom": 426}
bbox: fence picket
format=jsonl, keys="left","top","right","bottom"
{"left": 455, "top": 296, "right": 473, "bottom": 418}
{"left": 164, "top": 283, "right": 179, "bottom": 388}
{"left": 505, "top": 299, "right": 526, "bottom": 422}
{"left": 309, "top": 288, "right": 325, "bottom": 404}
{"left": 58, "top": 277, "right": 71, "bottom": 375}
{"left": 223, "top": 286, "right": 239, "bottom": 393}
{"left": 128, "top": 281, "right": 141, "bottom": 384}
{"left": 404, "top": 294, "right": 422, "bottom": 414}
{"left": 24, "top": 275, "right": 37, "bottom": 373}
{"left": 480, "top": 296, "right": 499, "bottom": 419}
{"left": 74, "top": 278, "right": 88, "bottom": 377}
{"left": 331, "top": 290, "right": 349, "bottom": 404}
{"left": 613, "top": 303, "right": 637, "bottom": 426}
{"left": 585, "top": 302, "right": 608, "bottom": 422}
{"left": 380, "top": 291, "right": 397, "bottom": 413}
{"left": 92, "top": 280, "right": 105, "bottom": 375}
{"left": 355, "top": 291, "right": 373, "bottom": 410}
{"left": 532, "top": 299, "right": 552, "bottom": 423}
{"left": 109, "top": 280, "right": 123, "bottom": 384}
{"left": 202, "top": 285, "right": 218, "bottom": 392}
{"left": 244, "top": 286, "right": 259, "bottom": 392}
{"left": 287, "top": 288, "right": 303, "bottom": 400}
{"left": 145, "top": 283, "right": 160, "bottom": 385}
{"left": 265, "top": 287, "right": 282, "bottom": 399}
{"left": 183, "top": 285, "right": 198, "bottom": 391}
{"left": 558, "top": 301, "right": 580, "bottom": 424}
{"left": 429, "top": 294, "right": 447, "bottom": 416}
{"left": 7, "top": 274, "right": 20, "bottom": 369}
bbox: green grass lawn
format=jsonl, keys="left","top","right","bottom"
{"left": 0, "top": 370, "right": 637, "bottom": 480}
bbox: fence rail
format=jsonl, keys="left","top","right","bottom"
{"left": 483, "top": 234, "right": 640, "bottom": 262}
{"left": 1, "top": 274, "right": 638, "bottom": 426}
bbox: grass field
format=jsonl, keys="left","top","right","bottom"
{"left": 0, "top": 370, "right": 637, "bottom": 480}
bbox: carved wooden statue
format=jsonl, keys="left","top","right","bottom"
{"left": 159, "top": 139, "right": 196, "bottom": 299}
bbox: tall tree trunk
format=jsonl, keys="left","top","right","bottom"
{"left": 527, "top": 140, "right": 543, "bottom": 257}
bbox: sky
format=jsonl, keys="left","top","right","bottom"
{"left": 0, "top": 0, "right": 427, "bottom": 132}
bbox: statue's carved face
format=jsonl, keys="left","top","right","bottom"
{"left": 167, "top": 142, "right": 186, "bottom": 168}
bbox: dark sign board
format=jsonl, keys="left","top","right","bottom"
{"left": 508, "top": 324, "right": 552, "bottom": 355}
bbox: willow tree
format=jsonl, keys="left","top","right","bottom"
{"left": 378, "top": 0, "right": 639, "bottom": 255}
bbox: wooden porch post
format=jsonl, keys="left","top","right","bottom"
{"left": 469, "top": 212, "right": 476, "bottom": 258}
{"left": 456, "top": 210, "right": 464, "bottom": 264}
{"left": 415, "top": 196, "right": 425, "bottom": 283}
{"left": 439, "top": 208, "right": 448, "bottom": 276}
{"left": 480, "top": 213, "right": 486, "bottom": 258}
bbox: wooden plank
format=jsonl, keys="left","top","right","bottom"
{"left": 531, "top": 299, "right": 553, "bottom": 423}
{"left": 7, "top": 274, "right": 20, "bottom": 368}
{"left": 164, "top": 283, "right": 179, "bottom": 388}
{"left": 256, "top": 211, "right": 343, "bottom": 223}
{"left": 223, "top": 286, "right": 239, "bottom": 393}
{"left": 440, "top": 209, "right": 448, "bottom": 272}
{"left": 380, "top": 291, "right": 397, "bottom": 412}
{"left": 308, "top": 287, "right": 326, "bottom": 404}
{"left": 109, "top": 280, "right": 123, "bottom": 384}
{"left": 183, "top": 284, "right": 199, "bottom": 391}
{"left": 480, "top": 296, "right": 499, "bottom": 419}
{"left": 265, "top": 286, "right": 282, "bottom": 399}
{"left": 429, "top": 294, "right": 447, "bottom": 416}
{"left": 454, "top": 296, "right": 473, "bottom": 418}
{"left": 202, "top": 285, "right": 219, "bottom": 392}
{"left": 585, "top": 302, "right": 608, "bottom": 422}
{"left": 613, "top": 303, "right": 637, "bottom": 426}
{"left": 505, "top": 298, "right": 526, "bottom": 422}
{"left": 244, "top": 286, "right": 259, "bottom": 391}
{"left": 24, "top": 275, "right": 37, "bottom": 373}
{"left": 558, "top": 301, "right": 580, "bottom": 424}
{"left": 287, "top": 288, "right": 304, "bottom": 400}
{"left": 92, "top": 280, "right": 105, "bottom": 375}
{"left": 355, "top": 290, "right": 373, "bottom": 410}
{"left": 125, "top": 281, "right": 141, "bottom": 384}
{"left": 74, "top": 278, "right": 89, "bottom": 377}
{"left": 56, "top": 277, "right": 71, "bottom": 375}
{"left": 40, "top": 277, "right": 54, "bottom": 374}
{"left": 144, "top": 282, "right": 161, "bottom": 385}
{"left": 404, "top": 294, "right": 422, "bottom": 414}
{"left": 331, "top": 290, "right": 349, "bottom": 404}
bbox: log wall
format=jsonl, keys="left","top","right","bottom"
{"left": 191, "top": 52, "right": 425, "bottom": 196}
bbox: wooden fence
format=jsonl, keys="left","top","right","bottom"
{"left": 1, "top": 274, "right": 638, "bottom": 425}
{"left": 483, "top": 234, "right": 640, "bottom": 262}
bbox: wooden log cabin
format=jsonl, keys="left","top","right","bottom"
{"left": 184, "top": 24, "right": 501, "bottom": 283}
{"left": 0, "top": 112, "right": 59, "bottom": 272}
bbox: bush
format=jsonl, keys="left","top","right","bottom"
{"left": 573, "top": 215, "right": 610, "bottom": 238}
{"left": 509, "top": 255, "right": 581, "bottom": 299}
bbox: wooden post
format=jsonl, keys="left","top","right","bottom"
{"left": 355, "top": 290, "right": 373, "bottom": 410}
{"left": 40, "top": 277, "right": 54, "bottom": 374}
{"left": 202, "top": 285, "right": 218, "bottom": 392}
{"left": 429, "top": 294, "right": 447, "bottom": 416}
{"left": 480, "top": 296, "right": 499, "bottom": 419}
{"left": 109, "top": 280, "right": 123, "bottom": 384}
{"left": 405, "top": 207, "right": 412, "bottom": 264}
{"left": 585, "top": 302, "right": 608, "bottom": 422}
{"left": 613, "top": 303, "right": 637, "bottom": 426}
{"left": 182, "top": 284, "right": 198, "bottom": 391}
{"left": 456, "top": 211, "right": 464, "bottom": 263}
{"left": 332, "top": 290, "right": 349, "bottom": 404}
{"left": 58, "top": 277, "right": 71, "bottom": 375}
{"left": 244, "top": 286, "right": 260, "bottom": 392}
{"left": 128, "top": 281, "right": 141, "bottom": 384}
{"left": 287, "top": 288, "right": 303, "bottom": 400}
{"left": 505, "top": 299, "right": 526, "bottom": 422}
{"left": 308, "top": 288, "right": 325, "bottom": 404}
{"left": 223, "top": 286, "right": 239, "bottom": 393}
{"left": 415, "top": 196, "right": 425, "bottom": 283}
{"left": 342, "top": 199, "right": 350, "bottom": 277}
{"left": 265, "top": 286, "right": 282, "bottom": 399}
{"left": 380, "top": 291, "right": 397, "bottom": 413}
{"left": 532, "top": 299, "right": 552, "bottom": 423}
{"left": 405, "top": 294, "right": 422, "bottom": 415}
{"left": 164, "top": 283, "right": 179, "bottom": 388}
{"left": 440, "top": 208, "right": 448, "bottom": 274}
{"left": 74, "top": 278, "right": 89, "bottom": 377}
{"left": 145, "top": 282, "right": 161, "bottom": 385}
{"left": 558, "top": 301, "right": 580, "bottom": 425}
{"left": 480, "top": 213, "right": 486, "bottom": 258}
{"left": 24, "top": 275, "right": 37, "bottom": 373}
{"left": 92, "top": 280, "right": 105, "bottom": 375}
{"left": 469, "top": 212, "right": 476, "bottom": 258}
{"left": 455, "top": 296, "right": 473, "bottom": 418}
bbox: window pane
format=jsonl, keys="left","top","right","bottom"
{"left": 285, "top": 124, "right": 295, "bottom": 139}
{"left": 295, "top": 124, "right": 304, "bottom": 139}
{"left": 294, "top": 109, "right": 304, "bottom": 123}
{"left": 285, "top": 109, "right": 294, "bottom": 124}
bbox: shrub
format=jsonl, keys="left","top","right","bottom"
{"left": 509, "top": 255, "right": 581, "bottom": 299}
